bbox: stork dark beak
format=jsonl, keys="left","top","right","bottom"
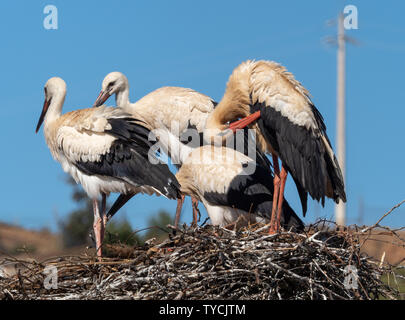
{"left": 36, "top": 98, "right": 51, "bottom": 133}
{"left": 106, "top": 193, "right": 135, "bottom": 222}
{"left": 93, "top": 90, "right": 111, "bottom": 107}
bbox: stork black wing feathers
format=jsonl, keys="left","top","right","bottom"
{"left": 74, "top": 117, "right": 181, "bottom": 200}
{"left": 230, "top": 119, "right": 308, "bottom": 215}
{"left": 204, "top": 164, "right": 304, "bottom": 232}
{"left": 251, "top": 101, "right": 346, "bottom": 206}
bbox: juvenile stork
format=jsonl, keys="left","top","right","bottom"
{"left": 36, "top": 77, "right": 180, "bottom": 257}
{"left": 174, "top": 145, "right": 304, "bottom": 231}
{"left": 93, "top": 72, "right": 217, "bottom": 226}
{"left": 204, "top": 60, "right": 346, "bottom": 234}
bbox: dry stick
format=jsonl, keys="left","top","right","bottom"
{"left": 266, "top": 259, "right": 347, "bottom": 300}
{"left": 357, "top": 200, "right": 405, "bottom": 254}
{"left": 312, "top": 259, "right": 340, "bottom": 288}
{"left": 361, "top": 199, "right": 405, "bottom": 233}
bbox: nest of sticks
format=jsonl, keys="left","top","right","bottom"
{"left": 0, "top": 219, "right": 400, "bottom": 300}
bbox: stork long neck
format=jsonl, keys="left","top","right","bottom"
{"left": 204, "top": 90, "right": 251, "bottom": 147}
{"left": 206, "top": 84, "right": 251, "bottom": 131}
{"left": 206, "top": 61, "right": 253, "bottom": 131}
{"left": 206, "top": 97, "right": 243, "bottom": 130}
{"left": 44, "top": 91, "right": 65, "bottom": 127}
{"left": 115, "top": 85, "right": 131, "bottom": 110}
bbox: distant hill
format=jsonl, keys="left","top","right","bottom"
{"left": 0, "top": 222, "right": 62, "bottom": 259}
{"left": 360, "top": 229, "right": 405, "bottom": 266}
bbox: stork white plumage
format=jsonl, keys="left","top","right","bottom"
{"left": 93, "top": 72, "right": 217, "bottom": 226}
{"left": 204, "top": 60, "right": 346, "bottom": 234}
{"left": 175, "top": 145, "right": 304, "bottom": 231}
{"left": 36, "top": 77, "right": 180, "bottom": 258}
{"left": 94, "top": 72, "right": 216, "bottom": 136}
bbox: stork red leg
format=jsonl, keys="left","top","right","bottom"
{"left": 269, "top": 155, "right": 281, "bottom": 235}
{"left": 191, "top": 197, "right": 200, "bottom": 227}
{"left": 274, "top": 165, "right": 288, "bottom": 233}
{"left": 174, "top": 194, "right": 185, "bottom": 229}
{"left": 92, "top": 198, "right": 105, "bottom": 259}
{"left": 101, "top": 193, "right": 107, "bottom": 237}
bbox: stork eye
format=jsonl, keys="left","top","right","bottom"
{"left": 108, "top": 81, "right": 116, "bottom": 88}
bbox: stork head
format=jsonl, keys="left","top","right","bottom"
{"left": 93, "top": 71, "right": 129, "bottom": 107}
{"left": 36, "top": 77, "right": 66, "bottom": 133}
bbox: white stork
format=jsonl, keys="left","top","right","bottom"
{"left": 36, "top": 77, "right": 181, "bottom": 258}
{"left": 175, "top": 144, "right": 304, "bottom": 231}
{"left": 204, "top": 60, "right": 346, "bottom": 234}
{"left": 93, "top": 72, "right": 217, "bottom": 226}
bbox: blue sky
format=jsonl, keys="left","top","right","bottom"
{"left": 0, "top": 1, "right": 404, "bottom": 231}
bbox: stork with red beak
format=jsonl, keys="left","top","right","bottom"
{"left": 36, "top": 77, "right": 181, "bottom": 258}
{"left": 204, "top": 60, "right": 346, "bottom": 234}
{"left": 93, "top": 72, "right": 217, "bottom": 227}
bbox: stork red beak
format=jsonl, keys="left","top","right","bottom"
{"left": 228, "top": 111, "right": 261, "bottom": 133}
{"left": 93, "top": 90, "right": 111, "bottom": 107}
{"left": 36, "top": 98, "right": 51, "bottom": 133}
